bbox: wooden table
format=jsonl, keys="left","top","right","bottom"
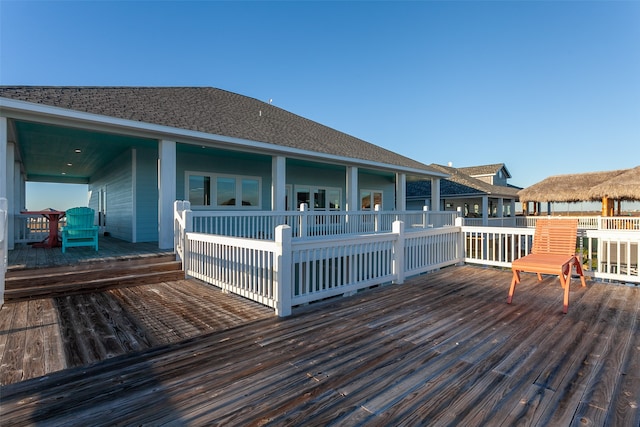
{"left": 22, "top": 210, "right": 66, "bottom": 248}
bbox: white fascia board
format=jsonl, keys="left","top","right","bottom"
{"left": 0, "top": 97, "right": 447, "bottom": 179}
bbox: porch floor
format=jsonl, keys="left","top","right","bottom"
{"left": 7, "top": 236, "right": 174, "bottom": 271}
{"left": 1, "top": 266, "right": 639, "bottom": 426}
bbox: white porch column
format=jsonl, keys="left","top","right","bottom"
{"left": 158, "top": 140, "right": 176, "bottom": 249}
{"left": 431, "top": 177, "right": 441, "bottom": 211}
{"left": 510, "top": 199, "right": 516, "bottom": 217}
{"left": 497, "top": 198, "right": 504, "bottom": 218}
{"left": 271, "top": 156, "right": 286, "bottom": 211}
{"left": 11, "top": 146, "right": 21, "bottom": 247}
{"left": 0, "top": 118, "right": 6, "bottom": 202}
{"left": 346, "top": 166, "right": 358, "bottom": 211}
{"left": 482, "top": 195, "right": 489, "bottom": 226}
{"left": 6, "top": 143, "right": 16, "bottom": 250}
{"left": 0, "top": 118, "right": 14, "bottom": 250}
{"left": 395, "top": 173, "right": 406, "bottom": 211}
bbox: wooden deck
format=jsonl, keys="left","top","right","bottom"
{"left": 1, "top": 266, "right": 639, "bottom": 426}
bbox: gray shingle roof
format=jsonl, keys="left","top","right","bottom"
{"left": 458, "top": 163, "right": 510, "bottom": 178}
{"left": 0, "top": 86, "right": 438, "bottom": 173}
{"left": 407, "top": 163, "right": 520, "bottom": 198}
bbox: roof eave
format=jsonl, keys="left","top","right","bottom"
{"left": 0, "top": 97, "right": 446, "bottom": 179}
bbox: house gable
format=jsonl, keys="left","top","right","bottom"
{"left": 457, "top": 163, "right": 512, "bottom": 186}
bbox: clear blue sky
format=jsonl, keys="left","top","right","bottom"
{"left": 1, "top": 0, "right": 639, "bottom": 210}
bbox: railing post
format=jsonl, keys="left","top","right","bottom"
{"left": 455, "top": 216, "right": 465, "bottom": 265}
{"left": 275, "top": 224, "right": 292, "bottom": 317}
{"left": 423, "top": 205, "right": 429, "bottom": 229}
{"left": 182, "top": 207, "right": 193, "bottom": 278}
{"left": 173, "top": 200, "right": 184, "bottom": 258}
{"left": 299, "top": 203, "right": 308, "bottom": 238}
{"left": 456, "top": 207, "right": 464, "bottom": 228}
{"left": 392, "top": 220, "right": 405, "bottom": 284}
{"left": 374, "top": 204, "right": 381, "bottom": 232}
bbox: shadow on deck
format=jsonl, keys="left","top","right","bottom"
{"left": 1, "top": 265, "right": 639, "bottom": 426}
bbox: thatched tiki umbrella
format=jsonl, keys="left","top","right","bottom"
{"left": 518, "top": 169, "right": 628, "bottom": 215}
{"left": 587, "top": 166, "right": 640, "bottom": 215}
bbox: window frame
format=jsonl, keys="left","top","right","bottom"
{"left": 293, "top": 185, "right": 342, "bottom": 211}
{"left": 185, "top": 171, "right": 262, "bottom": 209}
{"left": 360, "top": 189, "right": 383, "bottom": 210}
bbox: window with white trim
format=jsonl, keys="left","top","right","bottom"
{"left": 360, "top": 190, "right": 383, "bottom": 210}
{"left": 186, "top": 172, "right": 261, "bottom": 208}
{"left": 294, "top": 186, "right": 341, "bottom": 210}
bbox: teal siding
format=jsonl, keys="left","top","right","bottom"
{"left": 177, "top": 147, "right": 398, "bottom": 211}
{"left": 287, "top": 165, "right": 396, "bottom": 211}
{"left": 89, "top": 150, "right": 133, "bottom": 242}
{"left": 135, "top": 147, "right": 159, "bottom": 242}
{"left": 358, "top": 172, "right": 396, "bottom": 210}
{"left": 177, "top": 150, "right": 272, "bottom": 209}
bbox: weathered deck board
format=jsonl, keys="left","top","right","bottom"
{"left": 1, "top": 266, "right": 639, "bottom": 426}
{"left": 571, "top": 286, "right": 640, "bottom": 426}
{"left": 0, "top": 279, "right": 274, "bottom": 386}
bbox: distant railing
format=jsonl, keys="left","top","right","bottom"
{"left": 514, "top": 215, "right": 637, "bottom": 231}
{"left": 15, "top": 213, "right": 67, "bottom": 244}
{"left": 463, "top": 217, "right": 518, "bottom": 227}
{"left": 173, "top": 201, "right": 459, "bottom": 241}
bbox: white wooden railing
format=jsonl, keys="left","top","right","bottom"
{"left": 174, "top": 201, "right": 458, "bottom": 241}
{"left": 461, "top": 226, "right": 535, "bottom": 268}
{"left": 514, "top": 215, "right": 636, "bottom": 230}
{"left": 174, "top": 203, "right": 640, "bottom": 317}
{"left": 184, "top": 230, "right": 285, "bottom": 313}
{"left": 463, "top": 217, "right": 519, "bottom": 227}
{"left": 582, "top": 230, "right": 640, "bottom": 282}
{"left": 461, "top": 225, "right": 640, "bottom": 284}
{"left": 174, "top": 200, "right": 190, "bottom": 262}
{"left": 179, "top": 218, "right": 464, "bottom": 316}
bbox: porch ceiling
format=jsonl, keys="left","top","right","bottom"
{"left": 13, "top": 119, "right": 156, "bottom": 184}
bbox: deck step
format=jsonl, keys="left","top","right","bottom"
{"left": 6, "top": 254, "right": 178, "bottom": 277}
{"left": 4, "top": 255, "right": 184, "bottom": 302}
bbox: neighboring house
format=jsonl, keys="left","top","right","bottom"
{"left": 0, "top": 87, "right": 446, "bottom": 249}
{"left": 457, "top": 163, "right": 512, "bottom": 186}
{"left": 407, "top": 163, "right": 520, "bottom": 223}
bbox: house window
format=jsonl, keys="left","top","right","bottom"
{"left": 186, "top": 172, "right": 261, "bottom": 208}
{"left": 294, "top": 186, "right": 341, "bottom": 210}
{"left": 217, "top": 177, "right": 236, "bottom": 206}
{"left": 360, "top": 190, "right": 382, "bottom": 210}
{"left": 188, "top": 175, "right": 211, "bottom": 206}
{"left": 242, "top": 178, "right": 260, "bottom": 207}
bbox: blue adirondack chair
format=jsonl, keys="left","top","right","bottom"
{"left": 61, "top": 207, "right": 99, "bottom": 253}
